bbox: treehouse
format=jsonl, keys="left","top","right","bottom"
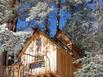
{"left": 6, "top": 29, "right": 81, "bottom": 77}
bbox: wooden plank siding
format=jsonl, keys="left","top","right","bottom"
{"left": 0, "top": 52, "right": 7, "bottom": 77}
{"left": 56, "top": 48, "right": 75, "bottom": 77}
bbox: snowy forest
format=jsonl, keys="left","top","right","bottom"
{"left": 0, "top": 0, "right": 103, "bottom": 77}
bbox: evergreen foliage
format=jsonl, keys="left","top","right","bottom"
{"left": 0, "top": 23, "right": 32, "bottom": 53}
{"left": 74, "top": 50, "right": 103, "bottom": 77}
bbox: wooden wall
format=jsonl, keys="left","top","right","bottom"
{"left": 56, "top": 48, "right": 75, "bottom": 77}
{"left": 0, "top": 52, "right": 7, "bottom": 77}
{"left": 0, "top": 53, "right": 5, "bottom": 77}
{"left": 19, "top": 31, "right": 58, "bottom": 76}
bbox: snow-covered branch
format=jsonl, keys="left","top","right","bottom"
{"left": 27, "top": 2, "right": 51, "bottom": 21}
{"left": 0, "top": 23, "right": 32, "bottom": 53}
{"left": 74, "top": 50, "right": 103, "bottom": 77}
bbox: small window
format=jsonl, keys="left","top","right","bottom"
{"left": 30, "top": 61, "right": 45, "bottom": 69}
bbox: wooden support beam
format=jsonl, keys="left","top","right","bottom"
{"left": 27, "top": 74, "right": 37, "bottom": 77}
{"left": 49, "top": 73, "right": 56, "bottom": 77}
{"left": 44, "top": 73, "right": 51, "bottom": 77}
{"left": 55, "top": 75, "right": 61, "bottom": 77}
{"left": 40, "top": 74, "right": 44, "bottom": 77}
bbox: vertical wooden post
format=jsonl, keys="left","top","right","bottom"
{"left": 0, "top": 51, "right": 7, "bottom": 77}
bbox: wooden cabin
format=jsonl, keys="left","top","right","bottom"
{"left": 5, "top": 29, "right": 81, "bottom": 77}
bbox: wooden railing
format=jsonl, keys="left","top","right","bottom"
{"left": 5, "top": 64, "right": 31, "bottom": 77}
{"left": 5, "top": 64, "right": 20, "bottom": 77}
{"left": 5, "top": 61, "right": 52, "bottom": 77}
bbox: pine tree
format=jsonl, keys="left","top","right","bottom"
{"left": 63, "top": 1, "right": 103, "bottom": 76}
{"left": 0, "top": 23, "right": 32, "bottom": 54}
{"left": 63, "top": 3, "right": 103, "bottom": 53}
{"left": 74, "top": 50, "right": 103, "bottom": 77}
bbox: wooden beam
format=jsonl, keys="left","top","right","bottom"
{"left": 49, "top": 73, "right": 57, "bottom": 77}
{"left": 44, "top": 73, "right": 51, "bottom": 77}
{"left": 26, "top": 73, "right": 60, "bottom": 77}
{"left": 40, "top": 74, "right": 44, "bottom": 77}
{"left": 27, "top": 74, "right": 38, "bottom": 77}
